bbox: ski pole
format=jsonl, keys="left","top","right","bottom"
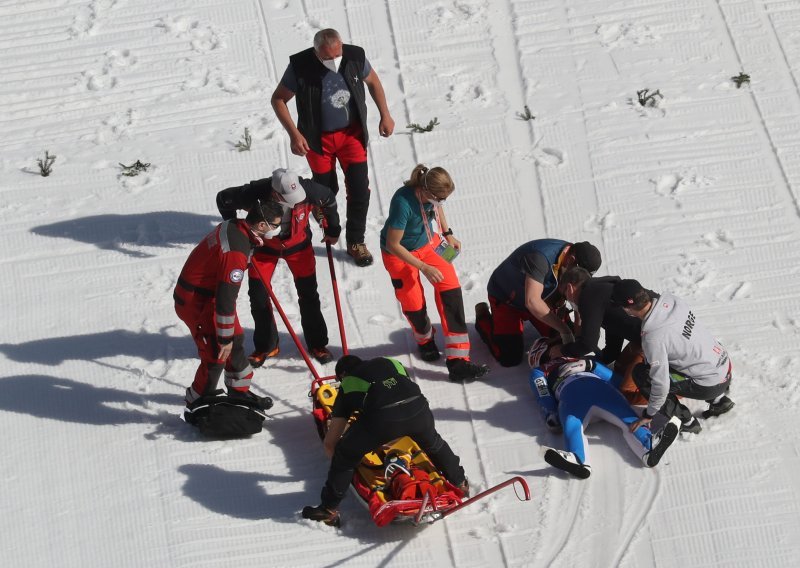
{"left": 248, "top": 261, "right": 322, "bottom": 382}
{"left": 326, "top": 242, "right": 348, "bottom": 355}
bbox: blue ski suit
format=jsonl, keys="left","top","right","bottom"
{"left": 530, "top": 361, "right": 653, "bottom": 466}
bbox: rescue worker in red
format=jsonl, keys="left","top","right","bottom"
{"left": 174, "top": 200, "right": 284, "bottom": 412}
{"left": 270, "top": 28, "right": 395, "bottom": 268}
{"left": 302, "top": 355, "right": 468, "bottom": 527}
{"left": 216, "top": 168, "right": 341, "bottom": 366}
{"left": 475, "top": 239, "right": 602, "bottom": 367}
{"left": 380, "top": 164, "right": 488, "bottom": 382}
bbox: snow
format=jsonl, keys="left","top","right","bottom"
{"left": 2, "top": 0, "right": 800, "bottom": 566}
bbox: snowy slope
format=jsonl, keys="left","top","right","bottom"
{"left": 2, "top": 0, "right": 800, "bottom": 566}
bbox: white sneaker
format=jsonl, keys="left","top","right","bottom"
{"left": 643, "top": 416, "right": 681, "bottom": 467}
{"left": 542, "top": 447, "right": 591, "bottom": 479}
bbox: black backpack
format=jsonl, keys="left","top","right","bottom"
{"left": 184, "top": 392, "right": 267, "bottom": 438}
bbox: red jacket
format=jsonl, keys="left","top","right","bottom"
{"left": 177, "top": 220, "right": 254, "bottom": 344}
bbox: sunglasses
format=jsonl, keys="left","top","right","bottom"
{"left": 266, "top": 219, "right": 281, "bottom": 230}
{"left": 427, "top": 190, "right": 447, "bottom": 203}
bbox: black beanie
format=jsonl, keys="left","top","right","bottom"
{"left": 335, "top": 354, "right": 363, "bottom": 378}
{"left": 571, "top": 242, "right": 602, "bottom": 273}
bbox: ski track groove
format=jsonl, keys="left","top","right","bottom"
{"left": 501, "top": 0, "right": 548, "bottom": 239}
{"left": 713, "top": 0, "right": 800, "bottom": 220}
{"left": 541, "top": 479, "right": 588, "bottom": 566}
{"left": 611, "top": 469, "right": 662, "bottom": 566}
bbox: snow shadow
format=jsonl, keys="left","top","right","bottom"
{"left": 31, "top": 212, "right": 218, "bottom": 258}
{"left": 0, "top": 374, "right": 180, "bottom": 425}
{"left": 0, "top": 329, "right": 194, "bottom": 365}
{"left": 178, "top": 464, "right": 300, "bottom": 521}
{"left": 434, "top": 397, "right": 544, "bottom": 439}
{"left": 176, "top": 411, "right": 328, "bottom": 523}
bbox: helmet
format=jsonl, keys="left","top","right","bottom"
{"left": 383, "top": 450, "right": 412, "bottom": 478}
{"left": 527, "top": 337, "right": 551, "bottom": 369}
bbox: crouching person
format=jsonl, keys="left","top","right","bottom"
{"left": 175, "top": 201, "right": 283, "bottom": 436}
{"left": 528, "top": 343, "right": 681, "bottom": 479}
{"left": 610, "top": 279, "right": 735, "bottom": 435}
{"left": 302, "top": 355, "right": 468, "bottom": 526}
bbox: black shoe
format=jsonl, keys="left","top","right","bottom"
{"left": 447, "top": 358, "right": 489, "bottom": 382}
{"left": 702, "top": 395, "right": 734, "bottom": 419}
{"left": 302, "top": 504, "right": 341, "bottom": 527}
{"left": 310, "top": 346, "right": 334, "bottom": 364}
{"left": 418, "top": 339, "right": 441, "bottom": 362}
{"left": 680, "top": 416, "right": 702, "bottom": 434}
{"left": 228, "top": 389, "right": 274, "bottom": 411}
{"left": 644, "top": 416, "right": 681, "bottom": 467}
{"left": 543, "top": 448, "right": 591, "bottom": 479}
{"left": 247, "top": 347, "right": 280, "bottom": 369}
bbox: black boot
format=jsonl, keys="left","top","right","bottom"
{"left": 228, "top": 389, "right": 274, "bottom": 411}
{"left": 702, "top": 395, "right": 734, "bottom": 419}
{"left": 302, "top": 504, "right": 341, "bottom": 527}
{"left": 447, "top": 358, "right": 489, "bottom": 382}
{"left": 418, "top": 338, "right": 441, "bottom": 362}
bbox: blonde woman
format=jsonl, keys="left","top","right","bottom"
{"left": 380, "top": 164, "right": 489, "bottom": 381}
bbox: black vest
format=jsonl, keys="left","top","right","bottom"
{"left": 289, "top": 44, "right": 368, "bottom": 154}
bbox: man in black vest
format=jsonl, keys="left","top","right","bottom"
{"left": 271, "top": 28, "right": 395, "bottom": 267}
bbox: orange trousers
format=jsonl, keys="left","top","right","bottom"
{"left": 381, "top": 244, "right": 470, "bottom": 360}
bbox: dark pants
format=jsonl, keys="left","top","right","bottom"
{"left": 632, "top": 363, "right": 731, "bottom": 422}
{"left": 248, "top": 245, "right": 328, "bottom": 352}
{"left": 320, "top": 403, "right": 464, "bottom": 510}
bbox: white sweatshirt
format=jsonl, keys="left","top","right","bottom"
{"left": 640, "top": 293, "right": 730, "bottom": 416}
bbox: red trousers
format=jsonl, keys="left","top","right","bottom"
{"left": 305, "top": 124, "right": 370, "bottom": 244}
{"left": 381, "top": 244, "right": 470, "bottom": 360}
{"left": 174, "top": 289, "right": 251, "bottom": 402}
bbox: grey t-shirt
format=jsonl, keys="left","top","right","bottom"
{"left": 280, "top": 58, "right": 373, "bottom": 132}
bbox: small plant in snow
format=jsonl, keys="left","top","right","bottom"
{"left": 234, "top": 127, "right": 252, "bottom": 152}
{"left": 731, "top": 72, "right": 750, "bottom": 88}
{"left": 407, "top": 117, "right": 440, "bottom": 133}
{"left": 636, "top": 88, "right": 663, "bottom": 107}
{"left": 517, "top": 105, "right": 535, "bottom": 121}
{"left": 37, "top": 151, "right": 56, "bottom": 177}
{"left": 119, "top": 160, "right": 151, "bottom": 177}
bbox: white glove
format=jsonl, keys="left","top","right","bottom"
{"left": 557, "top": 358, "right": 594, "bottom": 379}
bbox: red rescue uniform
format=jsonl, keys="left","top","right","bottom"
{"left": 174, "top": 220, "right": 256, "bottom": 403}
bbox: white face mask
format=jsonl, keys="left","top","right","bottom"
{"left": 265, "top": 225, "right": 281, "bottom": 238}
{"left": 320, "top": 55, "right": 342, "bottom": 73}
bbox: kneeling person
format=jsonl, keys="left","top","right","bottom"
{"left": 611, "top": 279, "right": 735, "bottom": 435}
{"left": 303, "top": 355, "right": 467, "bottom": 526}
